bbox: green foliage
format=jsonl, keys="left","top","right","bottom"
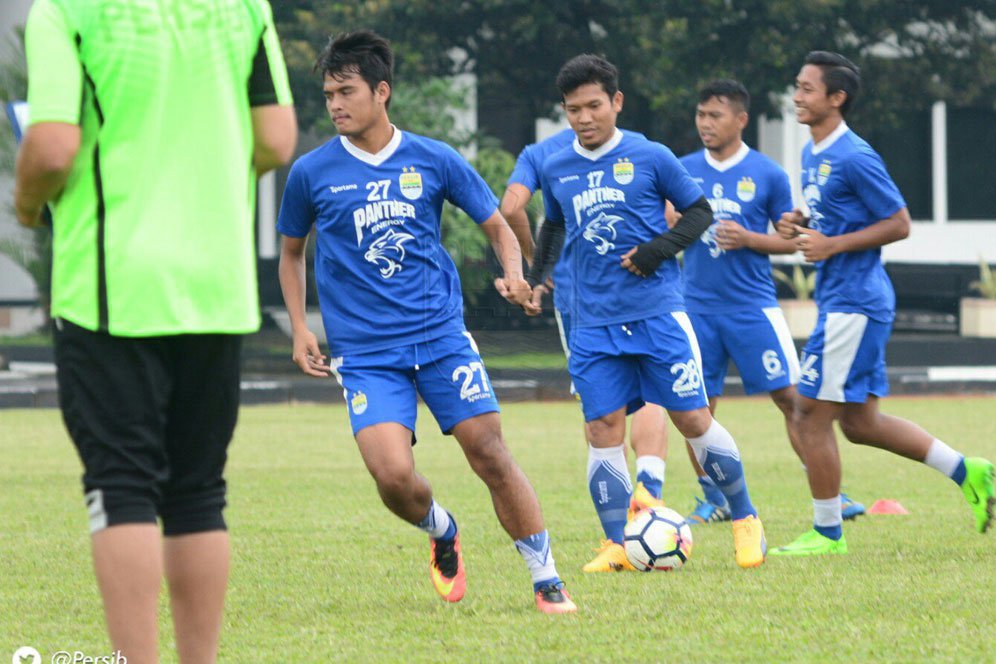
{"left": 2, "top": 398, "right": 995, "bottom": 660}
{"left": 968, "top": 256, "right": 996, "bottom": 300}
{"left": 274, "top": 1, "right": 996, "bottom": 148}
{"left": 773, "top": 263, "right": 816, "bottom": 300}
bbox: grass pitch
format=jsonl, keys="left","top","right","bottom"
{"left": 1, "top": 397, "right": 994, "bottom": 662}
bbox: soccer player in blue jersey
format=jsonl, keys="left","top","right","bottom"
{"left": 503, "top": 129, "right": 670, "bottom": 517}
{"left": 772, "top": 52, "right": 994, "bottom": 555}
{"left": 277, "top": 31, "right": 576, "bottom": 612}
{"left": 527, "top": 54, "right": 767, "bottom": 571}
{"left": 677, "top": 80, "right": 865, "bottom": 525}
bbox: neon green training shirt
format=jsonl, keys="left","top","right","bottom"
{"left": 25, "top": 0, "right": 293, "bottom": 336}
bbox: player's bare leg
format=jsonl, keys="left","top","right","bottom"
{"left": 452, "top": 412, "right": 575, "bottom": 612}
{"left": 91, "top": 524, "right": 162, "bottom": 664}
{"left": 451, "top": 412, "right": 544, "bottom": 539}
{"left": 355, "top": 422, "right": 432, "bottom": 523}
{"left": 165, "top": 530, "right": 229, "bottom": 664}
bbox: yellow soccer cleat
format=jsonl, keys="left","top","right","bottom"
{"left": 627, "top": 482, "right": 665, "bottom": 523}
{"left": 732, "top": 515, "right": 767, "bottom": 569}
{"left": 581, "top": 539, "right": 636, "bottom": 572}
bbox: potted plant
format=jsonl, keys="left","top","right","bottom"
{"left": 773, "top": 264, "right": 818, "bottom": 339}
{"left": 959, "top": 257, "right": 996, "bottom": 338}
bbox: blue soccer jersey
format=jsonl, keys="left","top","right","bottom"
{"left": 277, "top": 128, "right": 498, "bottom": 356}
{"left": 681, "top": 144, "right": 794, "bottom": 313}
{"left": 507, "top": 128, "right": 575, "bottom": 193}
{"left": 800, "top": 122, "right": 906, "bottom": 322}
{"left": 541, "top": 129, "right": 704, "bottom": 327}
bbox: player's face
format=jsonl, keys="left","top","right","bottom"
{"left": 562, "top": 83, "right": 623, "bottom": 150}
{"left": 793, "top": 64, "right": 840, "bottom": 126}
{"left": 695, "top": 96, "right": 747, "bottom": 152}
{"left": 323, "top": 71, "right": 390, "bottom": 137}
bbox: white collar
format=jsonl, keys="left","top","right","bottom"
{"left": 339, "top": 124, "right": 403, "bottom": 166}
{"left": 704, "top": 142, "right": 750, "bottom": 172}
{"left": 572, "top": 128, "right": 623, "bottom": 161}
{"left": 811, "top": 121, "right": 849, "bottom": 155}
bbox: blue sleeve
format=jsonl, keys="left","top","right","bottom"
{"left": 767, "top": 164, "right": 795, "bottom": 222}
{"left": 846, "top": 149, "right": 907, "bottom": 221}
{"left": 276, "top": 159, "right": 315, "bottom": 238}
{"left": 443, "top": 145, "right": 499, "bottom": 224}
{"left": 540, "top": 173, "right": 565, "bottom": 226}
{"left": 653, "top": 145, "right": 704, "bottom": 211}
{"left": 507, "top": 144, "right": 541, "bottom": 192}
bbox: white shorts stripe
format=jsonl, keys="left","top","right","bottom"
{"left": 763, "top": 306, "right": 802, "bottom": 385}
{"left": 671, "top": 311, "right": 708, "bottom": 402}
{"left": 554, "top": 308, "right": 571, "bottom": 359}
{"left": 817, "top": 313, "right": 868, "bottom": 402}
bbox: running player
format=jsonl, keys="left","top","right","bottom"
{"left": 528, "top": 54, "right": 767, "bottom": 571}
{"left": 772, "top": 51, "right": 994, "bottom": 555}
{"left": 677, "top": 79, "right": 865, "bottom": 525}
{"left": 503, "top": 129, "right": 669, "bottom": 517}
{"left": 277, "top": 31, "right": 576, "bottom": 611}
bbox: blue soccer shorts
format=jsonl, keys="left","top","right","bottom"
{"left": 689, "top": 307, "right": 800, "bottom": 397}
{"left": 568, "top": 312, "right": 709, "bottom": 422}
{"left": 797, "top": 311, "right": 891, "bottom": 403}
{"left": 332, "top": 331, "right": 499, "bottom": 436}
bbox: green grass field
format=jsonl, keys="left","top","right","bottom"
{"left": 2, "top": 397, "right": 994, "bottom": 662}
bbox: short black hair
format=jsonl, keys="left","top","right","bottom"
{"left": 556, "top": 54, "right": 619, "bottom": 99}
{"left": 315, "top": 30, "right": 394, "bottom": 108}
{"left": 803, "top": 51, "right": 861, "bottom": 116}
{"left": 698, "top": 79, "right": 750, "bottom": 113}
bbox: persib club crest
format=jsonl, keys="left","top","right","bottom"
{"left": 399, "top": 166, "right": 423, "bottom": 200}
{"left": 817, "top": 161, "right": 832, "bottom": 185}
{"left": 613, "top": 158, "right": 634, "bottom": 185}
{"left": 350, "top": 391, "right": 368, "bottom": 415}
{"left": 736, "top": 177, "right": 756, "bottom": 202}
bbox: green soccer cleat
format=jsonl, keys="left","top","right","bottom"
{"left": 770, "top": 529, "right": 848, "bottom": 556}
{"left": 961, "top": 457, "right": 995, "bottom": 534}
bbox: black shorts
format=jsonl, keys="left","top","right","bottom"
{"left": 54, "top": 318, "right": 243, "bottom": 536}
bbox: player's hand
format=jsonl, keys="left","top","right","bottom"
{"left": 716, "top": 220, "right": 750, "bottom": 250}
{"left": 665, "top": 200, "right": 681, "bottom": 229}
{"left": 620, "top": 246, "right": 650, "bottom": 277}
{"left": 523, "top": 283, "right": 547, "bottom": 316}
{"left": 777, "top": 209, "right": 807, "bottom": 239}
{"left": 291, "top": 329, "right": 331, "bottom": 377}
{"left": 794, "top": 227, "right": 837, "bottom": 262}
{"left": 499, "top": 276, "right": 533, "bottom": 308}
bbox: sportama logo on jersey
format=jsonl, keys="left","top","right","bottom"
{"left": 399, "top": 166, "right": 423, "bottom": 200}
{"left": 583, "top": 212, "right": 622, "bottom": 255}
{"left": 613, "top": 158, "right": 634, "bottom": 185}
{"left": 736, "top": 177, "right": 756, "bottom": 202}
{"left": 364, "top": 228, "right": 415, "bottom": 278}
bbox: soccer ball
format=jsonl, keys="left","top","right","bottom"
{"left": 623, "top": 506, "right": 693, "bottom": 571}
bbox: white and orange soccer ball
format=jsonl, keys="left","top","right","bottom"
{"left": 623, "top": 506, "right": 693, "bottom": 571}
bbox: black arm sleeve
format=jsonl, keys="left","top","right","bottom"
{"left": 627, "top": 196, "right": 714, "bottom": 276}
{"left": 526, "top": 219, "right": 566, "bottom": 287}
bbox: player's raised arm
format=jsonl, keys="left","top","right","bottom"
{"left": 795, "top": 207, "right": 910, "bottom": 263}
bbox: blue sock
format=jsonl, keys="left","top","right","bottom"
{"left": 815, "top": 524, "right": 843, "bottom": 541}
{"left": 951, "top": 458, "right": 967, "bottom": 485}
{"left": 697, "top": 475, "right": 728, "bottom": 508}
{"left": 439, "top": 519, "right": 457, "bottom": 541}
{"left": 701, "top": 449, "right": 756, "bottom": 521}
{"left": 417, "top": 501, "right": 457, "bottom": 541}
{"left": 588, "top": 446, "right": 632, "bottom": 544}
{"left": 636, "top": 471, "right": 663, "bottom": 500}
